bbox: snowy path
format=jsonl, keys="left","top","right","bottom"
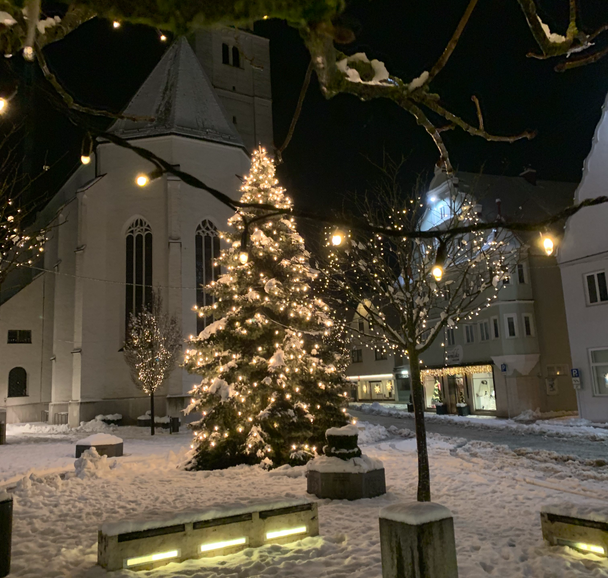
{"left": 3, "top": 421, "right": 608, "bottom": 577}
{"left": 349, "top": 408, "right": 608, "bottom": 460}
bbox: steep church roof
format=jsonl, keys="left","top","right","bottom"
{"left": 108, "top": 37, "right": 244, "bottom": 148}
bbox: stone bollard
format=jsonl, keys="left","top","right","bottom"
{"left": 0, "top": 492, "right": 12, "bottom": 578}
{"left": 379, "top": 502, "right": 458, "bottom": 578}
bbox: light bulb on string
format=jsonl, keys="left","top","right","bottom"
{"left": 0, "top": 98, "right": 7, "bottom": 114}
{"left": 331, "top": 230, "right": 345, "bottom": 246}
{"left": 542, "top": 234, "right": 554, "bottom": 256}
{"left": 113, "top": 20, "right": 121, "bottom": 28}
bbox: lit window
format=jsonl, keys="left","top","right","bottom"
{"left": 586, "top": 272, "right": 608, "bottom": 305}
{"left": 590, "top": 349, "right": 608, "bottom": 395}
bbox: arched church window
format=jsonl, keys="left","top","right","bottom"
{"left": 196, "top": 220, "right": 220, "bottom": 334}
{"left": 8, "top": 367, "right": 27, "bottom": 397}
{"left": 125, "top": 218, "right": 153, "bottom": 327}
{"left": 222, "top": 43, "right": 230, "bottom": 65}
{"left": 232, "top": 46, "right": 241, "bottom": 68}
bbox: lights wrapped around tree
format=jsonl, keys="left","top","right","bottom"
{"left": 184, "top": 148, "right": 350, "bottom": 470}
{"left": 421, "top": 365, "right": 493, "bottom": 378}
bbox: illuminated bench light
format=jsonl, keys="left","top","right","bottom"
{"left": 559, "top": 540, "right": 606, "bottom": 556}
{"left": 125, "top": 549, "right": 180, "bottom": 567}
{"left": 266, "top": 526, "right": 307, "bottom": 540}
{"left": 200, "top": 537, "right": 247, "bottom": 552}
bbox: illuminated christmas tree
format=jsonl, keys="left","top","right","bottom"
{"left": 184, "top": 148, "right": 349, "bottom": 470}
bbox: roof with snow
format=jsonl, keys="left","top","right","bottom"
{"left": 108, "top": 37, "right": 245, "bottom": 148}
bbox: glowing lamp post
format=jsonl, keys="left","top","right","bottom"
{"left": 0, "top": 98, "right": 6, "bottom": 115}
{"left": 543, "top": 236, "right": 554, "bottom": 256}
{"left": 331, "top": 231, "right": 344, "bottom": 246}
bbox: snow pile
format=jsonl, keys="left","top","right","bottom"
{"left": 326, "top": 424, "right": 359, "bottom": 437}
{"left": 208, "top": 378, "right": 236, "bottom": 401}
{"left": 512, "top": 409, "right": 540, "bottom": 423}
{"left": 538, "top": 17, "right": 567, "bottom": 44}
{"left": 76, "top": 433, "right": 123, "bottom": 447}
{"left": 307, "top": 454, "right": 383, "bottom": 474}
{"left": 269, "top": 349, "right": 285, "bottom": 369}
{"left": 7, "top": 422, "right": 70, "bottom": 435}
{"left": 72, "top": 447, "right": 113, "bottom": 479}
{"left": 0, "top": 489, "right": 10, "bottom": 503}
{"left": 357, "top": 423, "right": 389, "bottom": 444}
{"left": 407, "top": 70, "right": 429, "bottom": 91}
{"left": 0, "top": 11, "right": 16, "bottom": 26}
{"left": 541, "top": 502, "right": 608, "bottom": 525}
{"left": 380, "top": 501, "right": 452, "bottom": 525}
{"left": 197, "top": 318, "right": 226, "bottom": 340}
{"left": 137, "top": 411, "right": 171, "bottom": 423}
{"left": 95, "top": 413, "right": 122, "bottom": 421}
{"left": 78, "top": 417, "right": 115, "bottom": 432}
{"left": 336, "top": 53, "right": 390, "bottom": 85}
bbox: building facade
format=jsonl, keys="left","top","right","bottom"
{"left": 346, "top": 171, "right": 578, "bottom": 418}
{"left": 0, "top": 32, "right": 272, "bottom": 425}
{"left": 559, "top": 91, "right": 608, "bottom": 422}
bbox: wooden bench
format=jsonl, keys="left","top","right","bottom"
{"left": 541, "top": 503, "right": 608, "bottom": 557}
{"left": 98, "top": 498, "right": 319, "bottom": 571}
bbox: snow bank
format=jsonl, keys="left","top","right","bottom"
{"left": 380, "top": 502, "right": 452, "bottom": 526}
{"left": 76, "top": 434, "right": 123, "bottom": 446}
{"left": 73, "top": 447, "right": 113, "bottom": 479}
{"left": 95, "top": 413, "right": 122, "bottom": 421}
{"left": 101, "top": 498, "right": 313, "bottom": 536}
{"left": 0, "top": 490, "right": 10, "bottom": 503}
{"left": 357, "top": 423, "right": 389, "bottom": 445}
{"left": 307, "top": 454, "right": 383, "bottom": 474}
{"left": 326, "top": 424, "right": 359, "bottom": 437}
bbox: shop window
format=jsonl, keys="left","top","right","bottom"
{"left": 585, "top": 271, "right": 608, "bottom": 305}
{"left": 479, "top": 320, "right": 490, "bottom": 342}
{"left": 504, "top": 314, "right": 517, "bottom": 338}
{"left": 491, "top": 316, "right": 500, "bottom": 339}
{"left": 465, "top": 325, "right": 475, "bottom": 344}
{"left": 8, "top": 367, "right": 27, "bottom": 397}
{"left": 472, "top": 372, "right": 496, "bottom": 411}
{"left": 446, "top": 327, "right": 455, "bottom": 346}
{"left": 590, "top": 349, "right": 608, "bottom": 395}
{"left": 517, "top": 263, "right": 527, "bottom": 284}
{"left": 7, "top": 330, "right": 31, "bottom": 344}
{"left": 222, "top": 43, "right": 230, "bottom": 64}
{"left": 351, "top": 349, "right": 363, "bottom": 363}
{"left": 522, "top": 313, "right": 535, "bottom": 337}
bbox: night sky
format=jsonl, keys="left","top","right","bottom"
{"left": 2, "top": 0, "right": 608, "bottom": 217}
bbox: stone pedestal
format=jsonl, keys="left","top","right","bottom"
{"left": 379, "top": 502, "right": 458, "bottom": 578}
{"left": 75, "top": 434, "right": 124, "bottom": 458}
{"left": 307, "top": 468, "right": 386, "bottom": 500}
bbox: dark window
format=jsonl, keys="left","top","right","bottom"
{"left": 351, "top": 349, "right": 363, "bottom": 364}
{"left": 7, "top": 330, "right": 31, "bottom": 344}
{"left": 586, "top": 272, "right": 608, "bottom": 304}
{"left": 446, "top": 328, "right": 455, "bottom": 346}
{"left": 196, "top": 220, "right": 221, "bottom": 334}
{"left": 492, "top": 317, "right": 500, "bottom": 339}
{"left": 232, "top": 46, "right": 240, "bottom": 68}
{"left": 222, "top": 43, "right": 229, "bottom": 64}
{"left": 358, "top": 320, "right": 364, "bottom": 333}
{"left": 374, "top": 349, "right": 387, "bottom": 361}
{"left": 8, "top": 367, "right": 27, "bottom": 397}
{"left": 126, "top": 218, "right": 153, "bottom": 328}
{"left": 232, "top": 116, "right": 237, "bottom": 125}
{"left": 523, "top": 315, "right": 533, "bottom": 336}
{"left": 517, "top": 264, "right": 526, "bottom": 284}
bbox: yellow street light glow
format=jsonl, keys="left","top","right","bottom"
{"left": 136, "top": 174, "right": 149, "bottom": 187}
{"left": 113, "top": 21, "right": 121, "bottom": 28}
{"left": 200, "top": 537, "right": 247, "bottom": 552}
{"left": 543, "top": 236, "right": 554, "bottom": 256}
{"left": 0, "top": 98, "right": 6, "bottom": 114}
{"left": 80, "top": 155, "right": 91, "bottom": 165}
{"left": 573, "top": 542, "right": 605, "bottom": 556}
{"left": 125, "top": 550, "right": 179, "bottom": 567}
{"left": 239, "top": 251, "right": 249, "bottom": 264}
{"left": 266, "top": 526, "right": 307, "bottom": 540}
{"left": 160, "top": 34, "right": 167, "bottom": 42}
{"left": 432, "top": 265, "right": 443, "bottom": 282}
{"left": 331, "top": 232, "right": 343, "bottom": 246}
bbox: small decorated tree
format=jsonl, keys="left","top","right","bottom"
{"left": 123, "top": 292, "right": 182, "bottom": 435}
{"left": 184, "top": 148, "right": 349, "bottom": 470}
{"left": 431, "top": 380, "right": 443, "bottom": 407}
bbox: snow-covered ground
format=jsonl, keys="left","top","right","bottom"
{"left": 352, "top": 402, "right": 608, "bottom": 441}
{"left": 3, "top": 420, "right": 608, "bottom": 577}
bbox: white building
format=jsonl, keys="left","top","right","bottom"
{"left": 559, "top": 91, "right": 608, "bottom": 422}
{"left": 0, "top": 31, "right": 273, "bottom": 425}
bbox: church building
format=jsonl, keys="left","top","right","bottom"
{"left": 0, "top": 29, "right": 273, "bottom": 425}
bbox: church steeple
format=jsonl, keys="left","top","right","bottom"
{"left": 109, "top": 37, "right": 245, "bottom": 148}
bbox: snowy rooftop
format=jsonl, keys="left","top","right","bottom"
{"left": 108, "top": 37, "right": 245, "bottom": 148}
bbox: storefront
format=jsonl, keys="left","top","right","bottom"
{"left": 421, "top": 364, "right": 497, "bottom": 414}
{"left": 347, "top": 374, "right": 395, "bottom": 401}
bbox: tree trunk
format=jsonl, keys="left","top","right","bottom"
{"left": 409, "top": 348, "right": 431, "bottom": 502}
{"left": 150, "top": 391, "right": 155, "bottom": 436}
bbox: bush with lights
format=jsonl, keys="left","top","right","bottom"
{"left": 183, "top": 148, "right": 349, "bottom": 471}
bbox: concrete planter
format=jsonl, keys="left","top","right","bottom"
{"left": 307, "top": 468, "right": 386, "bottom": 500}
{"left": 456, "top": 405, "right": 470, "bottom": 417}
{"left": 76, "top": 442, "right": 124, "bottom": 458}
{"left": 435, "top": 404, "right": 448, "bottom": 415}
